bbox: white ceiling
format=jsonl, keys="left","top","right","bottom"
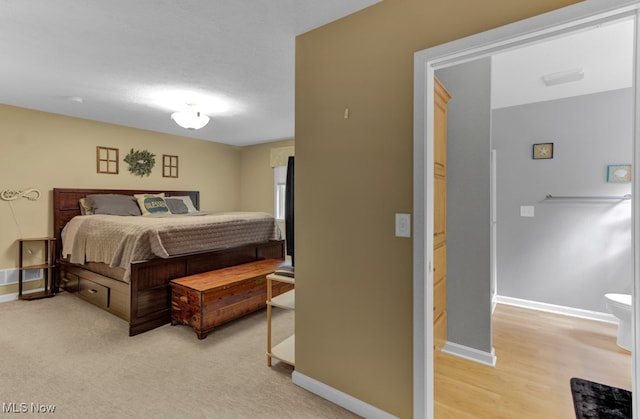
{"left": 492, "top": 17, "right": 634, "bottom": 109}
{"left": 0, "top": 0, "right": 381, "bottom": 146}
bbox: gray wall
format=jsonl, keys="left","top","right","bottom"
{"left": 492, "top": 88, "right": 633, "bottom": 312}
{"left": 436, "top": 57, "right": 493, "bottom": 353}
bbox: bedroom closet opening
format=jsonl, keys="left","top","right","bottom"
{"left": 427, "top": 8, "right": 636, "bottom": 417}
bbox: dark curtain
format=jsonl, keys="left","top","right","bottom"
{"left": 285, "top": 156, "right": 294, "bottom": 266}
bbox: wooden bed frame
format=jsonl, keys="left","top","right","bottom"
{"left": 53, "top": 188, "right": 285, "bottom": 336}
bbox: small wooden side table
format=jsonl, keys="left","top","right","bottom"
{"left": 266, "top": 271, "right": 295, "bottom": 366}
{"left": 18, "top": 237, "right": 56, "bottom": 300}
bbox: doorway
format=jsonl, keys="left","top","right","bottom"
{"left": 413, "top": 1, "right": 640, "bottom": 418}
{"left": 490, "top": 18, "right": 634, "bottom": 318}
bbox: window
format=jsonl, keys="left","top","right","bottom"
{"left": 274, "top": 165, "right": 287, "bottom": 220}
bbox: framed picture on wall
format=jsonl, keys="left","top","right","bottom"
{"left": 163, "top": 154, "right": 179, "bottom": 178}
{"left": 96, "top": 146, "right": 119, "bottom": 174}
{"left": 607, "top": 164, "right": 632, "bottom": 183}
{"left": 532, "top": 142, "right": 554, "bottom": 159}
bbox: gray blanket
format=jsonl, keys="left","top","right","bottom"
{"left": 64, "top": 212, "right": 280, "bottom": 282}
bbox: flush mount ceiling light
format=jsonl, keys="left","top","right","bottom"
{"left": 171, "top": 104, "right": 210, "bottom": 130}
{"left": 541, "top": 68, "right": 585, "bottom": 86}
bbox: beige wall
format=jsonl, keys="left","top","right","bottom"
{"left": 0, "top": 104, "right": 244, "bottom": 295}
{"left": 239, "top": 139, "right": 294, "bottom": 214}
{"left": 239, "top": 139, "right": 294, "bottom": 257}
{"left": 295, "top": 0, "right": 578, "bottom": 417}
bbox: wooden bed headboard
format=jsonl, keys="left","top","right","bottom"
{"left": 52, "top": 188, "right": 200, "bottom": 260}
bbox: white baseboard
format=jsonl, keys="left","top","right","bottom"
{"left": 496, "top": 295, "right": 617, "bottom": 324}
{"left": 0, "top": 293, "right": 18, "bottom": 303}
{"left": 441, "top": 341, "right": 497, "bottom": 367}
{"left": 0, "top": 288, "right": 46, "bottom": 304}
{"left": 292, "top": 371, "right": 398, "bottom": 419}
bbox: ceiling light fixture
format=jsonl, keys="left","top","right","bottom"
{"left": 541, "top": 68, "right": 584, "bottom": 86}
{"left": 171, "top": 104, "right": 210, "bottom": 130}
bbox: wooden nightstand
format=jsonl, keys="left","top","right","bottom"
{"left": 266, "top": 271, "right": 295, "bottom": 366}
{"left": 18, "top": 237, "right": 56, "bottom": 300}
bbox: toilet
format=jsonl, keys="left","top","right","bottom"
{"left": 605, "top": 293, "right": 633, "bottom": 351}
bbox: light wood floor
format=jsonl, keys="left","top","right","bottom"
{"left": 435, "top": 303, "right": 632, "bottom": 418}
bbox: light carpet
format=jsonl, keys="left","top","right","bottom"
{"left": 0, "top": 292, "right": 359, "bottom": 418}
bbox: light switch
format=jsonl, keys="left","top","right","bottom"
{"left": 520, "top": 206, "right": 535, "bottom": 217}
{"left": 396, "top": 213, "right": 411, "bottom": 237}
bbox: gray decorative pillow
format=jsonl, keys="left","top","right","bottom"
{"left": 167, "top": 195, "right": 198, "bottom": 212}
{"left": 165, "top": 198, "right": 189, "bottom": 214}
{"left": 86, "top": 194, "right": 141, "bottom": 216}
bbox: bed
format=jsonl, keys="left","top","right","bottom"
{"left": 53, "top": 188, "right": 285, "bottom": 336}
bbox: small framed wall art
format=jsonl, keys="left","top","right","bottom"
{"left": 607, "top": 164, "right": 632, "bottom": 183}
{"left": 163, "top": 154, "right": 179, "bottom": 178}
{"left": 532, "top": 142, "right": 554, "bottom": 160}
{"left": 96, "top": 146, "right": 119, "bottom": 174}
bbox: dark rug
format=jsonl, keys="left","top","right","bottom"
{"left": 570, "top": 377, "right": 632, "bottom": 419}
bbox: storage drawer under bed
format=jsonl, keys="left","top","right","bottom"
{"left": 60, "top": 271, "right": 79, "bottom": 293}
{"left": 58, "top": 263, "right": 131, "bottom": 321}
{"left": 78, "top": 278, "right": 110, "bottom": 309}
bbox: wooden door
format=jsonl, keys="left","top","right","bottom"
{"left": 433, "top": 78, "right": 450, "bottom": 351}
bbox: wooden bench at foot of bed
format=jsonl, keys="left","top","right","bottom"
{"left": 170, "top": 259, "right": 293, "bottom": 339}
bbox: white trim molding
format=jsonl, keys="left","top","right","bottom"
{"left": 0, "top": 293, "right": 19, "bottom": 303}
{"left": 441, "top": 342, "right": 497, "bottom": 367}
{"left": 496, "top": 295, "right": 617, "bottom": 324}
{"left": 292, "top": 371, "right": 398, "bottom": 419}
{"left": 0, "top": 288, "right": 47, "bottom": 304}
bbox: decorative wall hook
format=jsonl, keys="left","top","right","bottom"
{"left": 0, "top": 188, "right": 41, "bottom": 201}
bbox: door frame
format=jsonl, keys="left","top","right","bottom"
{"left": 413, "top": 1, "right": 640, "bottom": 418}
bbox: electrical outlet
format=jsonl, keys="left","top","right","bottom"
{"left": 520, "top": 206, "right": 535, "bottom": 217}
{"left": 395, "top": 213, "right": 411, "bottom": 238}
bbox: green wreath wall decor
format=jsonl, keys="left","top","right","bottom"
{"left": 124, "top": 148, "right": 156, "bottom": 177}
